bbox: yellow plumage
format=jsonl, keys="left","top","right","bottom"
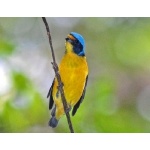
{"left": 52, "top": 42, "right": 88, "bottom": 119}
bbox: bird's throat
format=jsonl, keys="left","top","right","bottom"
{"left": 65, "top": 41, "right": 73, "bottom": 53}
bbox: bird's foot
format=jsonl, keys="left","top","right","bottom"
{"left": 57, "top": 82, "right": 64, "bottom": 90}
{"left": 65, "top": 105, "right": 71, "bottom": 114}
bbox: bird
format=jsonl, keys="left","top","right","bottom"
{"left": 47, "top": 32, "right": 88, "bottom": 128}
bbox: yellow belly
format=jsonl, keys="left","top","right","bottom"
{"left": 52, "top": 52, "right": 88, "bottom": 119}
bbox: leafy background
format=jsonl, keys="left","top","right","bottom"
{"left": 1, "top": 18, "right": 150, "bottom": 133}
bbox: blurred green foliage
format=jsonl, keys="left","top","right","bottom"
{"left": 0, "top": 40, "right": 15, "bottom": 56}
{"left": 1, "top": 18, "right": 150, "bottom": 133}
{"left": 0, "top": 71, "right": 48, "bottom": 132}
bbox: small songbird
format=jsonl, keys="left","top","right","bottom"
{"left": 47, "top": 32, "right": 88, "bottom": 128}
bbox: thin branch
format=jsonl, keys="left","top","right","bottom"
{"left": 42, "top": 17, "right": 74, "bottom": 133}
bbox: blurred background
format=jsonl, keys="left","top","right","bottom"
{"left": 1, "top": 17, "right": 150, "bottom": 133}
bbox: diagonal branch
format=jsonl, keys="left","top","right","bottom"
{"left": 42, "top": 17, "right": 74, "bottom": 133}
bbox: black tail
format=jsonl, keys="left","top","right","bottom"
{"left": 48, "top": 117, "right": 58, "bottom": 128}
{"left": 49, "top": 106, "right": 58, "bottom": 128}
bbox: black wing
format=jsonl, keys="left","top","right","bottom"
{"left": 72, "top": 75, "right": 88, "bottom": 116}
{"left": 47, "top": 80, "right": 55, "bottom": 110}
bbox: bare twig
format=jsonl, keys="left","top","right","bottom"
{"left": 42, "top": 17, "right": 74, "bottom": 133}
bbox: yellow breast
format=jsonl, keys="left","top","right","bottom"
{"left": 53, "top": 52, "right": 88, "bottom": 106}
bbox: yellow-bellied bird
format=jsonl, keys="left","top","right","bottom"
{"left": 47, "top": 32, "right": 88, "bottom": 128}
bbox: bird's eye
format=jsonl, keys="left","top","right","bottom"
{"left": 75, "top": 40, "right": 78, "bottom": 43}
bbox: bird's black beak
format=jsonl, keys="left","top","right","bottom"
{"left": 65, "top": 38, "right": 69, "bottom": 41}
{"left": 65, "top": 38, "right": 73, "bottom": 44}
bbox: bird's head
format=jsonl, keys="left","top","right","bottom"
{"left": 65, "top": 32, "right": 85, "bottom": 56}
